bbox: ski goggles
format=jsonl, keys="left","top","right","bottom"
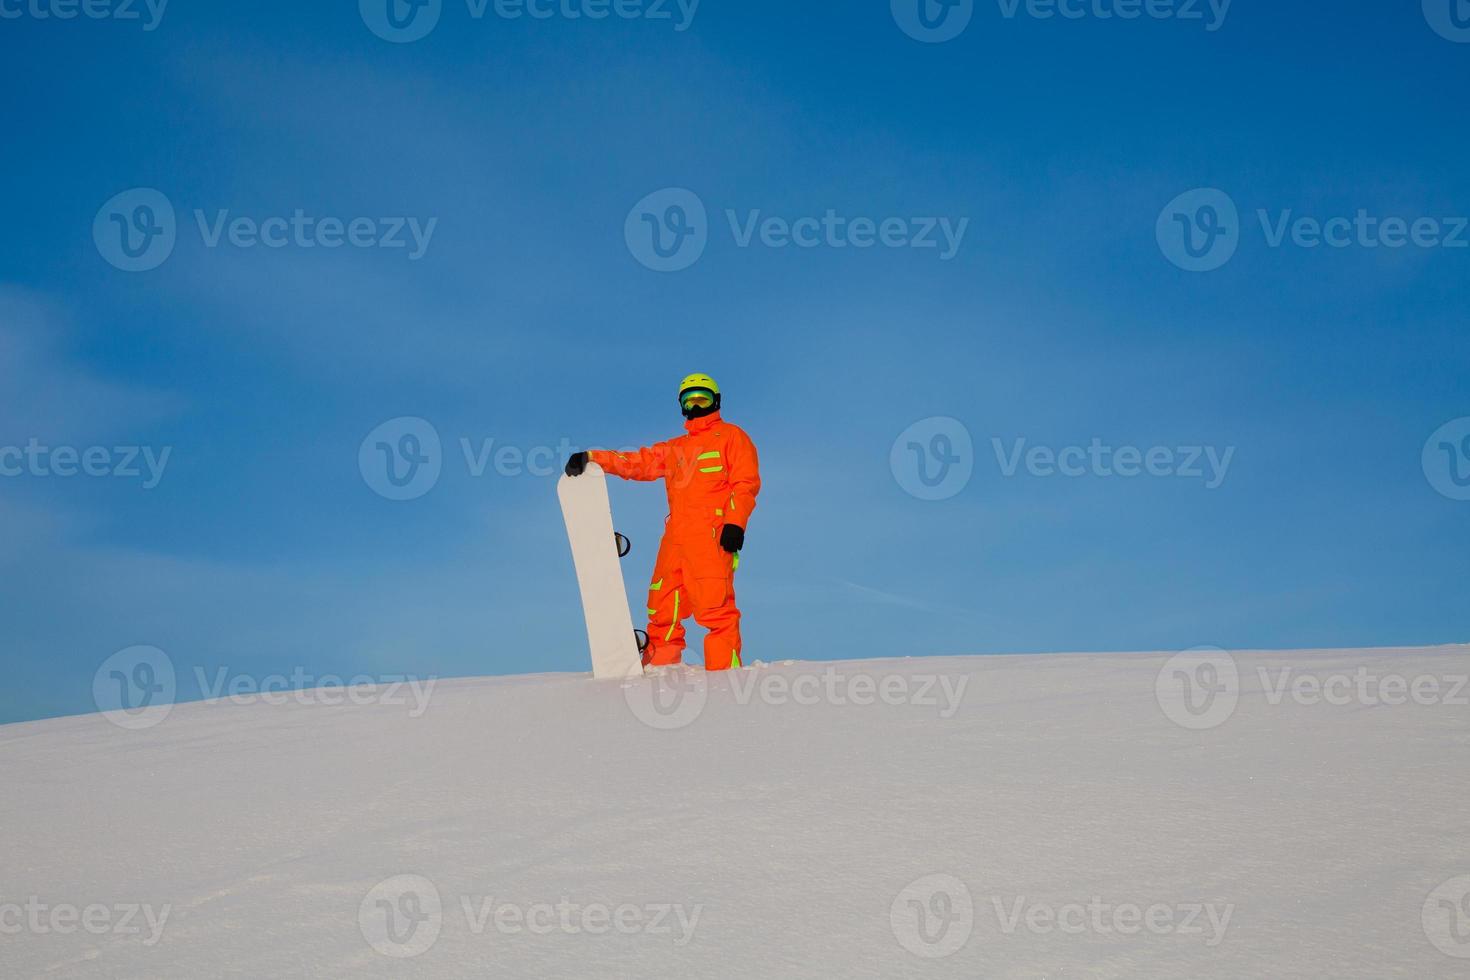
{"left": 679, "top": 388, "right": 716, "bottom": 411}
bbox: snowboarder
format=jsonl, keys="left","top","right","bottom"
{"left": 565, "top": 373, "right": 760, "bottom": 671}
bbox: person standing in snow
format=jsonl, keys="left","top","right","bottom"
{"left": 565, "top": 373, "right": 760, "bottom": 671}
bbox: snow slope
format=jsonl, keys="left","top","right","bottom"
{"left": 3, "top": 646, "right": 1468, "bottom": 978}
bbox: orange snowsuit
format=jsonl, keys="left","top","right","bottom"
{"left": 589, "top": 412, "right": 759, "bottom": 671}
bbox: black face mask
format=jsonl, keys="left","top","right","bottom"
{"left": 679, "top": 390, "right": 721, "bottom": 420}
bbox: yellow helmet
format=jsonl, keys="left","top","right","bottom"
{"left": 678, "top": 373, "right": 721, "bottom": 419}
{"left": 679, "top": 373, "right": 720, "bottom": 396}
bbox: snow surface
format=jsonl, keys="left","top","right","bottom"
{"left": 3, "top": 646, "right": 1468, "bottom": 978}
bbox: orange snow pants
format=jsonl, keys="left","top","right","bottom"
{"left": 642, "top": 528, "right": 741, "bottom": 671}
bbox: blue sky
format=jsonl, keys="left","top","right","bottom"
{"left": 1, "top": 0, "right": 1467, "bottom": 724}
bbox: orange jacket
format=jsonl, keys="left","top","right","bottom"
{"left": 589, "top": 412, "right": 760, "bottom": 535}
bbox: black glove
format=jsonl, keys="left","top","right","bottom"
{"left": 565, "top": 452, "right": 589, "bottom": 477}
{"left": 719, "top": 524, "right": 745, "bottom": 553}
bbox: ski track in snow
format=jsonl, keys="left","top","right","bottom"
{"left": 2, "top": 647, "right": 1468, "bottom": 978}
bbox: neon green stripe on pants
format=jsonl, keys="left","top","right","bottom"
{"left": 664, "top": 590, "right": 680, "bottom": 641}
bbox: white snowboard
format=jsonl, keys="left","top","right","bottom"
{"left": 557, "top": 462, "right": 642, "bottom": 679}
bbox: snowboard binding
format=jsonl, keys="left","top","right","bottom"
{"left": 622, "top": 538, "right": 652, "bottom": 665}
